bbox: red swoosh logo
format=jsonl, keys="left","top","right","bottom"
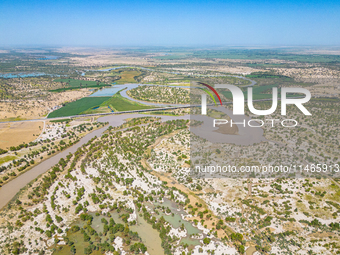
{"left": 198, "top": 82, "right": 223, "bottom": 106}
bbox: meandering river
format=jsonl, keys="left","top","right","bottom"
{"left": 0, "top": 75, "right": 259, "bottom": 210}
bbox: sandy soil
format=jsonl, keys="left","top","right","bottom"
{"left": 0, "top": 89, "right": 91, "bottom": 149}
{"left": 69, "top": 54, "right": 151, "bottom": 67}
{"left": 246, "top": 246, "right": 257, "bottom": 255}
{"left": 0, "top": 122, "right": 42, "bottom": 149}
{"left": 0, "top": 89, "right": 91, "bottom": 120}
{"left": 308, "top": 81, "right": 340, "bottom": 97}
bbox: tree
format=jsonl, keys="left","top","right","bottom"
{"left": 124, "top": 225, "right": 129, "bottom": 235}
{"left": 45, "top": 230, "right": 52, "bottom": 238}
{"left": 203, "top": 237, "right": 211, "bottom": 245}
{"left": 71, "top": 245, "right": 76, "bottom": 255}
{"left": 83, "top": 232, "right": 91, "bottom": 242}
{"left": 238, "top": 245, "right": 245, "bottom": 254}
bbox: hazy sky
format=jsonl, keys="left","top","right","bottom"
{"left": 0, "top": 0, "right": 339, "bottom": 46}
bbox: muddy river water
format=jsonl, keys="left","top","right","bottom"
{"left": 0, "top": 114, "right": 189, "bottom": 210}
{"left": 0, "top": 73, "right": 262, "bottom": 254}
{"left": 0, "top": 105, "right": 265, "bottom": 210}
{"left": 0, "top": 111, "right": 264, "bottom": 255}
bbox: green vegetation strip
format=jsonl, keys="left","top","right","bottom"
{"left": 50, "top": 79, "right": 111, "bottom": 92}
{"left": 101, "top": 92, "right": 154, "bottom": 112}
{"left": 50, "top": 119, "right": 71, "bottom": 123}
{"left": 48, "top": 97, "right": 111, "bottom": 118}
{"left": 48, "top": 92, "right": 154, "bottom": 118}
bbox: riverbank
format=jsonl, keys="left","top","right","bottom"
{"left": 0, "top": 121, "right": 108, "bottom": 210}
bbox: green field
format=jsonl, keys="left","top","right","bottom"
{"left": 50, "top": 79, "right": 111, "bottom": 92}
{"left": 47, "top": 97, "right": 110, "bottom": 118}
{"left": 80, "top": 106, "right": 113, "bottom": 115}
{"left": 0, "top": 155, "right": 16, "bottom": 165}
{"left": 48, "top": 92, "right": 155, "bottom": 118}
{"left": 115, "top": 70, "right": 142, "bottom": 84}
{"left": 106, "top": 69, "right": 144, "bottom": 84}
{"left": 101, "top": 92, "right": 154, "bottom": 111}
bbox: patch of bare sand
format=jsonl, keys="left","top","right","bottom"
{"left": 283, "top": 221, "right": 302, "bottom": 233}
{"left": 69, "top": 54, "right": 150, "bottom": 67}
{"left": 246, "top": 245, "right": 257, "bottom": 255}
{"left": 0, "top": 122, "right": 42, "bottom": 149}
{"left": 308, "top": 231, "right": 333, "bottom": 238}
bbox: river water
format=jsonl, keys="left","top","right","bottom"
{"left": 0, "top": 107, "right": 265, "bottom": 210}
{"left": 190, "top": 106, "right": 266, "bottom": 145}
{"left": 0, "top": 108, "right": 265, "bottom": 255}
{"left": 0, "top": 114, "right": 189, "bottom": 210}
{"left": 0, "top": 124, "right": 107, "bottom": 210}
{"left": 0, "top": 72, "right": 59, "bottom": 78}
{"left": 0, "top": 75, "right": 260, "bottom": 209}
{"left": 93, "top": 83, "right": 191, "bottom": 107}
